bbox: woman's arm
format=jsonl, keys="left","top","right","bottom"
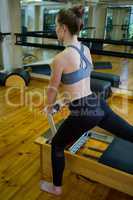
{"left": 45, "top": 57, "right": 64, "bottom": 110}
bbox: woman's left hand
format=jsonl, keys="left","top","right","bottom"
{"left": 43, "top": 105, "right": 53, "bottom": 114}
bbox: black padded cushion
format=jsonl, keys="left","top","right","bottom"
{"left": 99, "top": 137, "right": 133, "bottom": 174}
{"left": 13, "top": 68, "right": 31, "bottom": 85}
{"left": 24, "top": 64, "right": 51, "bottom": 76}
{"left": 91, "top": 71, "right": 120, "bottom": 87}
{"left": 93, "top": 62, "right": 112, "bottom": 69}
{"left": 91, "top": 78, "right": 111, "bottom": 99}
{"left": 5, "top": 68, "right": 31, "bottom": 86}
{"left": 0, "top": 72, "right": 8, "bottom": 86}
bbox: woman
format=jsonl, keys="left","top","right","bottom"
{"left": 40, "top": 5, "right": 133, "bottom": 195}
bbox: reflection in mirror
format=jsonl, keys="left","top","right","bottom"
{"left": 20, "top": 0, "right": 133, "bottom": 93}
{"left": 105, "top": 6, "right": 133, "bottom": 41}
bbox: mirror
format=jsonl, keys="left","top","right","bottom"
{"left": 20, "top": 0, "right": 133, "bottom": 92}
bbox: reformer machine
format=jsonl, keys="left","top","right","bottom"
{"left": 35, "top": 101, "right": 133, "bottom": 196}
{"left": 0, "top": 68, "right": 30, "bottom": 87}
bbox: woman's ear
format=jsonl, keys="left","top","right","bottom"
{"left": 62, "top": 24, "right": 67, "bottom": 33}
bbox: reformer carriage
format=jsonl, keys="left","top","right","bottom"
{"left": 35, "top": 101, "right": 133, "bottom": 197}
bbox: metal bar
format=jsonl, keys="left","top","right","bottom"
{"left": 47, "top": 114, "right": 57, "bottom": 138}
{"left": 15, "top": 33, "right": 133, "bottom": 46}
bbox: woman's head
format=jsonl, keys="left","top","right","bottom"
{"left": 56, "top": 5, "right": 84, "bottom": 42}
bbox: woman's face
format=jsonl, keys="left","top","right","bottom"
{"left": 55, "top": 16, "right": 65, "bottom": 43}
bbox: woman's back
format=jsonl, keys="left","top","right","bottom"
{"left": 58, "top": 43, "right": 93, "bottom": 102}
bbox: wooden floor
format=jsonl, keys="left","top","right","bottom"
{"left": 0, "top": 79, "right": 133, "bottom": 200}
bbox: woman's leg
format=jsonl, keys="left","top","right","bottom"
{"left": 51, "top": 116, "right": 99, "bottom": 185}
{"left": 40, "top": 109, "right": 103, "bottom": 195}
{"left": 98, "top": 99, "right": 133, "bottom": 142}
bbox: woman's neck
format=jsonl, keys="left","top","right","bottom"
{"left": 63, "top": 35, "right": 79, "bottom": 47}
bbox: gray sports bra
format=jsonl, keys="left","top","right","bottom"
{"left": 61, "top": 44, "right": 93, "bottom": 85}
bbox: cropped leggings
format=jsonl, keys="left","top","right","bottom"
{"left": 51, "top": 93, "right": 133, "bottom": 186}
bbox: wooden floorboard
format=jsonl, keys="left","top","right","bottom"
{"left": 0, "top": 77, "right": 133, "bottom": 200}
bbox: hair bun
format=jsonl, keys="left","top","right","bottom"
{"left": 71, "top": 5, "right": 84, "bottom": 18}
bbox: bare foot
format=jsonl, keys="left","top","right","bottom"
{"left": 40, "top": 180, "right": 62, "bottom": 195}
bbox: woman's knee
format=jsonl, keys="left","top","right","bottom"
{"left": 51, "top": 135, "right": 62, "bottom": 147}
{"left": 51, "top": 137, "right": 65, "bottom": 156}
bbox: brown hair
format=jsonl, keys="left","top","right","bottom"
{"left": 57, "top": 5, "right": 84, "bottom": 35}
